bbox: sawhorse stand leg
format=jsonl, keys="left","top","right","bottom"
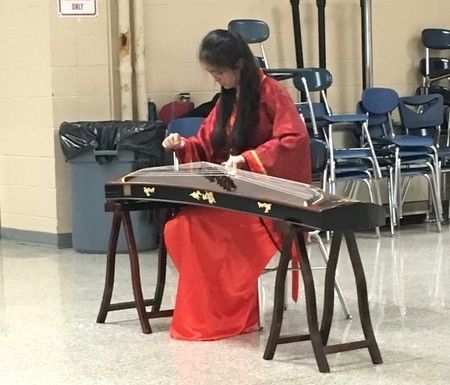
{"left": 263, "top": 224, "right": 382, "bottom": 373}
{"left": 96, "top": 201, "right": 173, "bottom": 334}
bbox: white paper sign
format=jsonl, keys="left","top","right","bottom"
{"left": 58, "top": 0, "right": 97, "bottom": 17}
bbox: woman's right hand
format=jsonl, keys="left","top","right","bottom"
{"left": 162, "top": 133, "right": 185, "bottom": 150}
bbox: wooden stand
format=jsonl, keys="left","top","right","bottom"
{"left": 263, "top": 223, "right": 382, "bottom": 373}
{"left": 96, "top": 201, "right": 173, "bottom": 334}
{"left": 96, "top": 201, "right": 382, "bottom": 372}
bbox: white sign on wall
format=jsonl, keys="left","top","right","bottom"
{"left": 58, "top": 0, "right": 97, "bottom": 17}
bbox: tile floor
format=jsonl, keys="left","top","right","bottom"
{"left": 1, "top": 221, "right": 450, "bottom": 385}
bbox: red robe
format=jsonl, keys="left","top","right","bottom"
{"left": 165, "top": 72, "right": 311, "bottom": 341}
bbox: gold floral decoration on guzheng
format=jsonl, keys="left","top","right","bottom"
{"left": 190, "top": 190, "right": 216, "bottom": 205}
{"left": 143, "top": 186, "right": 156, "bottom": 197}
{"left": 257, "top": 202, "right": 272, "bottom": 213}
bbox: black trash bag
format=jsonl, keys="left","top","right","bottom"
{"left": 117, "top": 121, "right": 166, "bottom": 169}
{"left": 59, "top": 121, "right": 99, "bottom": 160}
{"left": 59, "top": 120, "right": 166, "bottom": 169}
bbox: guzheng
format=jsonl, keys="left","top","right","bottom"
{"left": 105, "top": 161, "right": 385, "bottom": 231}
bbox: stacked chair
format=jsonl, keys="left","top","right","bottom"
{"left": 421, "top": 28, "right": 450, "bottom": 219}
{"left": 292, "top": 68, "right": 383, "bottom": 237}
{"left": 293, "top": 67, "right": 445, "bottom": 235}
{"left": 420, "top": 28, "right": 450, "bottom": 104}
{"left": 356, "top": 87, "right": 400, "bottom": 235}
{"left": 395, "top": 94, "right": 444, "bottom": 229}
{"left": 358, "top": 89, "right": 444, "bottom": 233}
{"left": 420, "top": 29, "right": 450, "bottom": 150}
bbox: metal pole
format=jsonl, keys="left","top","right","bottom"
{"left": 133, "top": 0, "right": 148, "bottom": 121}
{"left": 290, "top": 0, "right": 304, "bottom": 68}
{"left": 317, "top": 0, "right": 326, "bottom": 69}
{"left": 361, "top": 0, "right": 373, "bottom": 89}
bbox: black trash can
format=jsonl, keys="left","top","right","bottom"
{"left": 59, "top": 120, "right": 166, "bottom": 253}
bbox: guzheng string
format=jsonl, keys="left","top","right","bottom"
{"left": 121, "top": 162, "right": 323, "bottom": 203}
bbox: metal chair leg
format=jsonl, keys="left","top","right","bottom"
{"left": 310, "top": 231, "right": 352, "bottom": 319}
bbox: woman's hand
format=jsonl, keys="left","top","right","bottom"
{"left": 162, "top": 133, "right": 185, "bottom": 150}
{"left": 222, "top": 154, "right": 246, "bottom": 169}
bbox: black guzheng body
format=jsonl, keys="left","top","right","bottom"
{"left": 105, "top": 161, "right": 385, "bottom": 231}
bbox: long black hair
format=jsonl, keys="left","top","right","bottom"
{"left": 198, "top": 29, "right": 261, "bottom": 156}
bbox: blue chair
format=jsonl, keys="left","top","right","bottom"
{"left": 395, "top": 94, "right": 444, "bottom": 230}
{"left": 228, "top": 19, "right": 269, "bottom": 69}
{"left": 360, "top": 89, "right": 443, "bottom": 232}
{"left": 358, "top": 87, "right": 400, "bottom": 235}
{"left": 166, "top": 117, "right": 204, "bottom": 138}
{"left": 166, "top": 117, "right": 204, "bottom": 166}
{"left": 292, "top": 68, "right": 332, "bottom": 138}
{"left": 228, "top": 19, "right": 301, "bottom": 82}
{"left": 421, "top": 29, "right": 450, "bottom": 90}
{"left": 293, "top": 68, "right": 383, "bottom": 238}
{"left": 420, "top": 29, "right": 450, "bottom": 142}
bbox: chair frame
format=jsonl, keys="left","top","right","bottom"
{"left": 293, "top": 68, "right": 383, "bottom": 237}
{"left": 359, "top": 87, "right": 401, "bottom": 235}
{"left": 395, "top": 94, "right": 444, "bottom": 230}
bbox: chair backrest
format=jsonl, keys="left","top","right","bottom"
{"left": 362, "top": 87, "right": 399, "bottom": 115}
{"left": 421, "top": 29, "right": 450, "bottom": 86}
{"left": 166, "top": 117, "right": 204, "bottom": 138}
{"left": 363, "top": 87, "right": 399, "bottom": 134}
{"left": 166, "top": 117, "right": 204, "bottom": 166}
{"left": 398, "top": 94, "right": 444, "bottom": 140}
{"left": 353, "top": 87, "right": 400, "bottom": 145}
{"left": 228, "top": 19, "right": 270, "bottom": 68}
{"left": 292, "top": 68, "right": 333, "bottom": 137}
{"left": 292, "top": 67, "right": 333, "bottom": 93}
{"left": 422, "top": 28, "right": 450, "bottom": 50}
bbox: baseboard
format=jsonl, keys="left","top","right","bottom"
{"left": 0, "top": 228, "right": 72, "bottom": 249}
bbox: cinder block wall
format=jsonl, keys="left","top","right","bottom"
{"left": 0, "top": 0, "right": 448, "bottom": 246}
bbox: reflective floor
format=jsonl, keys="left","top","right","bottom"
{"left": 1, "top": 221, "right": 450, "bottom": 385}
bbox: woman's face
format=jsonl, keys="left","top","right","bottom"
{"left": 203, "top": 64, "right": 241, "bottom": 89}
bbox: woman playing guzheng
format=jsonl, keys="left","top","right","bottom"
{"left": 162, "top": 29, "right": 311, "bottom": 341}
